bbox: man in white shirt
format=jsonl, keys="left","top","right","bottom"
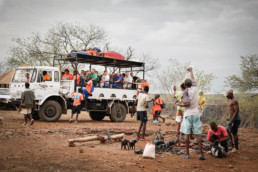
{"left": 100, "top": 71, "right": 110, "bottom": 88}
{"left": 136, "top": 86, "right": 151, "bottom": 140}
{"left": 177, "top": 67, "right": 205, "bottom": 160}
{"left": 123, "top": 72, "right": 132, "bottom": 89}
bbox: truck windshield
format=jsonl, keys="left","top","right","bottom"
{"left": 12, "top": 69, "right": 36, "bottom": 83}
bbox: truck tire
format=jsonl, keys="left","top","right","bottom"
{"left": 39, "top": 100, "right": 62, "bottom": 122}
{"left": 109, "top": 103, "right": 126, "bottom": 122}
{"left": 89, "top": 111, "right": 106, "bottom": 121}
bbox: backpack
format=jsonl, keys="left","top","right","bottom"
{"left": 211, "top": 143, "right": 226, "bottom": 158}
{"left": 160, "top": 99, "right": 165, "bottom": 109}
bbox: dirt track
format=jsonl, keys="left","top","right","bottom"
{"left": 0, "top": 109, "right": 258, "bottom": 172}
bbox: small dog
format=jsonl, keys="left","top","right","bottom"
{"left": 121, "top": 138, "right": 130, "bottom": 150}
{"left": 129, "top": 139, "right": 138, "bottom": 150}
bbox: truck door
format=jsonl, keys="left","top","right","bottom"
{"left": 34, "top": 70, "right": 60, "bottom": 100}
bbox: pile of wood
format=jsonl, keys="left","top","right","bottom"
{"left": 68, "top": 133, "right": 124, "bottom": 147}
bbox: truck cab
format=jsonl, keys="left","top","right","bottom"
{"left": 10, "top": 66, "right": 71, "bottom": 121}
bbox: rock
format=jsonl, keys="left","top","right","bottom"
{"left": 228, "top": 164, "right": 233, "bottom": 168}
{"left": 165, "top": 122, "right": 171, "bottom": 126}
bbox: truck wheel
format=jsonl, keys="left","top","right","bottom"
{"left": 39, "top": 100, "right": 62, "bottom": 122}
{"left": 89, "top": 111, "right": 106, "bottom": 121}
{"left": 109, "top": 103, "right": 126, "bottom": 122}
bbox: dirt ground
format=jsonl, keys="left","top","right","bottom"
{"left": 0, "top": 108, "right": 258, "bottom": 172}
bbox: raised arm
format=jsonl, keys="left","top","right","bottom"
{"left": 188, "top": 67, "right": 195, "bottom": 81}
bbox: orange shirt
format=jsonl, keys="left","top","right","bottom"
{"left": 141, "top": 82, "right": 149, "bottom": 91}
{"left": 86, "top": 80, "right": 93, "bottom": 94}
{"left": 71, "top": 92, "right": 84, "bottom": 106}
{"left": 153, "top": 98, "right": 163, "bottom": 113}
{"left": 43, "top": 74, "right": 51, "bottom": 81}
{"left": 73, "top": 74, "right": 80, "bottom": 84}
{"left": 62, "top": 73, "right": 73, "bottom": 80}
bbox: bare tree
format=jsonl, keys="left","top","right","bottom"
{"left": 7, "top": 23, "right": 108, "bottom": 69}
{"left": 155, "top": 58, "right": 215, "bottom": 102}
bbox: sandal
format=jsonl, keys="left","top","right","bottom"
{"left": 183, "top": 154, "right": 190, "bottom": 159}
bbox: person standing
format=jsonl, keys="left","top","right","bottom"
{"left": 198, "top": 91, "right": 206, "bottom": 116}
{"left": 177, "top": 67, "right": 205, "bottom": 160}
{"left": 82, "top": 76, "right": 93, "bottom": 110}
{"left": 89, "top": 69, "right": 98, "bottom": 87}
{"left": 152, "top": 94, "right": 165, "bottom": 123}
{"left": 73, "top": 71, "right": 81, "bottom": 85}
{"left": 136, "top": 86, "right": 151, "bottom": 140}
{"left": 225, "top": 89, "right": 241, "bottom": 153}
{"left": 69, "top": 88, "right": 84, "bottom": 123}
{"left": 20, "top": 82, "right": 35, "bottom": 125}
{"left": 173, "top": 83, "right": 185, "bottom": 144}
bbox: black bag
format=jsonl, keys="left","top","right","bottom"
{"left": 160, "top": 99, "right": 165, "bottom": 109}
{"left": 211, "top": 143, "right": 226, "bottom": 158}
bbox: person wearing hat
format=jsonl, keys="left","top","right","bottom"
{"left": 198, "top": 91, "right": 206, "bottom": 117}
{"left": 224, "top": 89, "right": 241, "bottom": 153}
{"left": 177, "top": 67, "right": 205, "bottom": 160}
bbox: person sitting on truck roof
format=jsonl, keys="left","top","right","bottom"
{"left": 100, "top": 71, "right": 109, "bottom": 88}
{"left": 62, "top": 69, "right": 73, "bottom": 80}
{"left": 123, "top": 72, "right": 132, "bottom": 89}
{"left": 73, "top": 71, "right": 81, "bottom": 85}
{"left": 42, "top": 71, "right": 51, "bottom": 81}
{"left": 89, "top": 69, "right": 98, "bottom": 87}
{"left": 113, "top": 73, "right": 122, "bottom": 88}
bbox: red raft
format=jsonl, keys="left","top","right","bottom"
{"left": 99, "top": 51, "right": 125, "bottom": 60}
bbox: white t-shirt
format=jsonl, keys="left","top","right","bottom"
{"left": 136, "top": 93, "right": 150, "bottom": 111}
{"left": 101, "top": 75, "right": 110, "bottom": 84}
{"left": 183, "top": 81, "right": 199, "bottom": 117}
{"left": 124, "top": 76, "right": 132, "bottom": 84}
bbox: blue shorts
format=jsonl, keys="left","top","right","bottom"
{"left": 82, "top": 89, "right": 91, "bottom": 99}
{"left": 180, "top": 114, "right": 202, "bottom": 135}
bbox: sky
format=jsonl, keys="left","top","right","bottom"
{"left": 0, "top": 0, "right": 257, "bottom": 94}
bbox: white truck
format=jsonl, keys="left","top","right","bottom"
{"left": 10, "top": 54, "right": 145, "bottom": 122}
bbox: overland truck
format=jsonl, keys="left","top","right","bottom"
{"left": 9, "top": 53, "right": 145, "bottom": 122}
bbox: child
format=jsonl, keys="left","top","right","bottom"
{"left": 69, "top": 88, "right": 84, "bottom": 123}
{"left": 152, "top": 94, "right": 165, "bottom": 123}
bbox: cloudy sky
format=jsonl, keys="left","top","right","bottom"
{"left": 0, "top": 0, "right": 257, "bottom": 93}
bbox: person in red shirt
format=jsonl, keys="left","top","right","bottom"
{"left": 134, "top": 80, "right": 149, "bottom": 92}
{"left": 69, "top": 88, "right": 84, "bottom": 123}
{"left": 207, "top": 122, "right": 230, "bottom": 154}
{"left": 152, "top": 94, "right": 165, "bottom": 123}
{"left": 73, "top": 71, "right": 81, "bottom": 85}
{"left": 62, "top": 69, "right": 73, "bottom": 80}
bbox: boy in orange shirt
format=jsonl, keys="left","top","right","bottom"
{"left": 82, "top": 76, "right": 93, "bottom": 110}
{"left": 69, "top": 88, "right": 84, "bottom": 123}
{"left": 152, "top": 94, "right": 165, "bottom": 123}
